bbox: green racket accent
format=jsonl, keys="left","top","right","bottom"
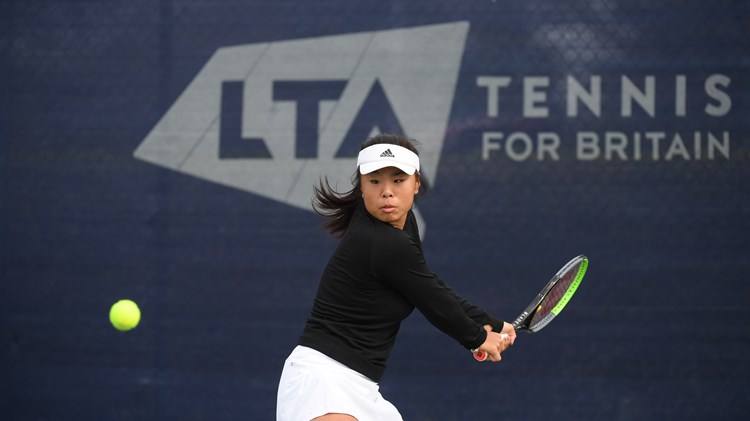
{"left": 550, "top": 257, "right": 587, "bottom": 316}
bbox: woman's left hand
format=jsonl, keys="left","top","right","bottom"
{"left": 483, "top": 323, "right": 516, "bottom": 352}
{"left": 497, "top": 322, "right": 516, "bottom": 346}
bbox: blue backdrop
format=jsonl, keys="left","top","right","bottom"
{"left": 3, "top": 1, "right": 749, "bottom": 420}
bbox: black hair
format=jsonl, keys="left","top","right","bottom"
{"left": 312, "top": 133, "right": 427, "bottom": 237}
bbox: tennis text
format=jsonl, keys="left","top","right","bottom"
{"left": 477, "top": 74, "right": 734, "bottom": 162}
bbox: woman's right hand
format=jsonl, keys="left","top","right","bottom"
{"left": 476, "top": 325, "right": 513, "bottom": 362}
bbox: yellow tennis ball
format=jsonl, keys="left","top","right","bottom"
{"left": 109, "top": 299, "right": 141, "bottom": 331}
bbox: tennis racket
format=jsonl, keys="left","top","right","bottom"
{"left": 474, "top": 255, "right": 588, "bottom": 361}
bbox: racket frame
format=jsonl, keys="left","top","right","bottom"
{"left": 513, "top": 255, "right": 588, "bottom": 332}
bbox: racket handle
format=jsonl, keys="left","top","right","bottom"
{"left": 473, "top": 333, "right": 508, "bottom": 362}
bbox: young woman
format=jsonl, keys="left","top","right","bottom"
{"left": 276, "top": 134, "right": 516, "bottom": 421}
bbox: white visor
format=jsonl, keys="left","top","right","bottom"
{"left": 357, "top": 144, "right": 420, "bottom": 175}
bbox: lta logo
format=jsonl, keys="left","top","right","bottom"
{"left": 134, "top": 22, "right": 469, "bottom": 217}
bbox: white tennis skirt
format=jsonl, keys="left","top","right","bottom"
{"left": 276, "top": 346, "right": 403, "bottom": 421}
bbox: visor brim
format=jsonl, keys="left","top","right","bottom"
{"left": 359, "top": 161, "right": 417, "bottom": 175}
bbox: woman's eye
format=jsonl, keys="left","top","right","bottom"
{"left": 370, "top": 179, "right": 379, "bottom": 184}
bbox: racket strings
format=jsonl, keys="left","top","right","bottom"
{"left": 529, "top": 263, "right": 580, "bottom": 328}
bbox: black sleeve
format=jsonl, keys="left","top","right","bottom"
{"left": 371, "top": 230, "right": 487, "bottom": 350}
{"left": 401, "top": 211, "right": 503, "bottom": 331}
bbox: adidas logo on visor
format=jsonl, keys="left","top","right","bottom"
{"left": 380, "top": 149, "right": 395, "bottom": 158}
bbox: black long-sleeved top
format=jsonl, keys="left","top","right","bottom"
{"left": 298, "top": 201, "right": 503, "bottom": 382}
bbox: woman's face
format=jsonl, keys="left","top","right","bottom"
{"left": 360, "top": 166, "right": 421, "bottom": 230}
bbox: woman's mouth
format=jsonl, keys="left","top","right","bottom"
{"left": 380, "top": 204, "right": 396, "bottom": 213}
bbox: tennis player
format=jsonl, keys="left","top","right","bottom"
{"left": 276, "top": 133, "right": 516, "bottom": 421}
